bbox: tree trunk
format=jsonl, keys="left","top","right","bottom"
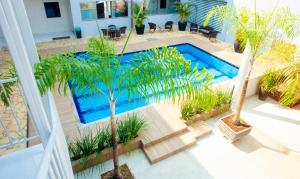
{"left": 110, "top": 100, "right": 122, "bottom": 179}
{"left": 233, "top": 66, "right": 253, "bottom": 125}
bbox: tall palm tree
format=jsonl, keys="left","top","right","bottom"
{"left": 204, "top": 2, "right": 300, "bottom": 125}
{"left": 34, "top": 10, "right": 212, "bottom": 179}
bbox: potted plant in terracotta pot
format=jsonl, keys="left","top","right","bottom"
{"left": 175, "top": 2, "right": 192, "bottom": 31}
{"left": 205, "top": 3, "right": 300, "bottom": 142}
{"left": 133, "top": 2, "right": 147, "bottom": 35}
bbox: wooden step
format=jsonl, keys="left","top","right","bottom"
{"left": 188, "top": 121, "right": 212, "bottom": 140}
{"left": 139, "top": 103, "right": 189, "bottom": 148}
{"left": 142, "top": 132, "right": 196, "bottom": 164}
{"left": 141, "top": 126, "right": 188, "bottom": 148}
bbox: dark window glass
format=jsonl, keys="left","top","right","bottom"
{"left": 160, "top": 0, "right": 167, "bottom": 9}
{"left": 44, "top": 2, "right": 61, "bottom": 18}
{"left": 96, "top": 2, "right": 105, "bottom": 18}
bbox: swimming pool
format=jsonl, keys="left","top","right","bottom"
{"left": 72, "top": 43, "right": 238, "bottom": 124}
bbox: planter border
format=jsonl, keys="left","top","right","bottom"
{"left": 71, "top": 138, "right": 141, "bottom": 173}
{"left": 183, "top": 104, "right": 230, "bottom": 125}
{"left": 101, "top": 164, "right": 135, "bottom": 179}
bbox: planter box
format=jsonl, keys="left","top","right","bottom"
{"left": 258, "top": 87, "right": 300, "bottom": 107}
{"left": 218, "top": 114, "right": 252, "bottom": 142}
{"left": 184, "top": 104, "right": 230, "bottom": 125}
{"left": 101, "top": 164, "right": 135, "bottom": 179}
{"left": 72, "top": 138, "right": 141, "bottom": 173}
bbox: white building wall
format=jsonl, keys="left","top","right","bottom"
{"left": 70, "top": 0, "right": 179, "bottom": 37}
{"left": 24, "top": 0, "right": 73, "bottom": 35}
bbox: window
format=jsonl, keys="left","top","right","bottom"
{"left": 80, "top": 0, "right": 128, "bottom": 21}
{"left": 44, "top": 2, "right": 61, "bottom": 18}
{"left": 160, "top": 0, "right": 167, "bottom": 9}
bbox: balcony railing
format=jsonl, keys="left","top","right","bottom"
{"left": 0, "top": 77, "right": 74, "bottom": 179}
{"left": 0, "top": 77, "right": 39, "bottom": 152}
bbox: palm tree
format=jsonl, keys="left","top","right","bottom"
{"left": 175, "top": 2, "right": 192, "bottom": 31}
{"left": 34, "top": 15, "right": 212, "bottom": 179}
{"left": 204, "top": 3, "right": 300, "bottom": 126}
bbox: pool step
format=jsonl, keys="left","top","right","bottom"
{"left": 142, "top": 132, "right": 196, "bottom": 164}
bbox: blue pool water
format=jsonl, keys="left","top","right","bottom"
{"left": 72, "top": 43, "right": 238, "bottom": 124}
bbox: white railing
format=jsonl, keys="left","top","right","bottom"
{"left": 36, "top": 93, "right": 66, "bottom": 179}
{"left": 0, "top": 78, "right": 74, "bottom": 179}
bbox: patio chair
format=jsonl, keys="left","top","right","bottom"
{"left": 165, "top": 21, "right": 173, "bottom": 31}
{"left": 199, "top": 26, "right": 219, "bottom": 41}
{"left": 101, "top": 29, "right": 108, "bottom": 37}
{"left": 148, "top": 22, "right": 157, "bottom": 33}
{"left": 120, "top": 26, "right": 127, "bottom": 37}
{"left": 108, "top": 29, "right": 116, "bottom": 39}
{"left": 115, "top": 29, "right": 121, "bottom": 40}
{"left": 190, "top": 23, "right": 198, "bottom": 33}
{"left": 108, "top": 25, "right": 116, "bottom": 30}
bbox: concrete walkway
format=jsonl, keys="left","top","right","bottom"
{"left": 243, "top": 96, "right": 300, "bottom": 153}
{"left": 76, "top": 96, "right": 300, "bottom": 179}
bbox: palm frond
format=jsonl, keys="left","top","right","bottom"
{"left": 205, "top": 5, "right": 300, "bottom": 59}
{"left": 120, "top": 46, "right": 213, "bottom": 103}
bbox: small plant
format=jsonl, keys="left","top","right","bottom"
{"left": 117, "top": 114, "right": 146, "bottom": 144}
{"left": 180, "top": 88, "right": 232, "bottom": 120}
{"left": 260, "top": 68, "right": 282, "bottom": 94}
{"left": 193, "top": 88, "right": 217, "bottom": 113}
{"left": 175, "top": 2, "right": 192, "bottom": 23}
{"left": 68, "top": 131, "right": 96, "bottom": 161}
{"left": 181, "top": 100, "right": 194, "bottom": 120}
{"left": 215, "top": 89, "right": 232, "bottom": 107}
{"left": 94, "top": 127, "right": 112, "bottom": 153}
{"left": 68, "top": 141, "right": 82, "bottom": 161}
{"left": 133, "top": 3, "right": 147, "bottom": 28}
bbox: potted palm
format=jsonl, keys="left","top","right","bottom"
{"left": 133, "top": 2, "right": 147, "bottom": 35}
{"left": 233, "top": 8, "right": 250, "bottom": 53}
{"left": 205, "top": 3, "right": 300, "bottom": 142}
{"left": 234, "top": 27, "right": 246, "bottom": 53}
{"left": 175, "top": 2, "right": 192, "bottom": 31}
{"left": 34, "top": 4, "right": 212, "bottom": 179}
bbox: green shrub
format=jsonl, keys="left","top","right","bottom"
{"left": 180, "top": 88, "right": 232, "bottom": 118}
{"left": 94, "top": 127, "right": 112, "bottom": 152}
{"left": 117, "top": 114, "right": 146, "bottom": 144}
{"left": 260, "top": 68, "right": 282, "bottom": 93}
{"left": 68, "top": 131, "right": 96, "bottom": 161}
{"left": 215, "top": 89, "right": 232, "bottom": 106}
{"left": 68, "top": 141, "right": 82, "bottom": 161}
{"left": 181, "top": 100, "right": 194, "bottom": 120}
{"left": 193, "top": 88, "right": 217, "bottom": 113}
{"left": 68, "top": 113, "right": 147, "bottom": 161}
